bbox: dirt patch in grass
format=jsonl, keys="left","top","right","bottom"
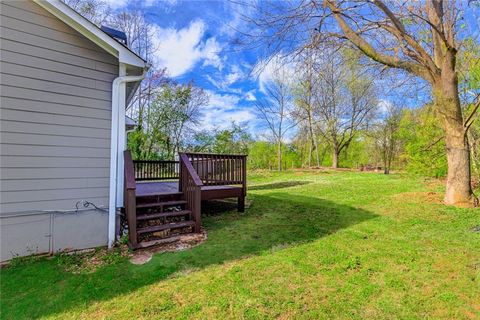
{"left": 54, "top": 231, "right": 208, "bottom": 268}
{"left": 149, "top": 231, "right": 207, "bottom": 253}
{"left": 293, "top": 169, "right": 328, "bottom": 175}
{"left": 130, "top": 251, "right": 153, "bottom": 265}
{"left": 424, "top": 178, "right": 445, "bottom": 191}
{"left": 56, "top": 246, "right": 130, "bottom": 274}
{"left": 130, "top": 231, "right": 208, "bottom": 265}
{"left": 393, "top": 191, "right": 443, "bottom": 204}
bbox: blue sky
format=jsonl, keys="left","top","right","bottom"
{"left": 108, "top": 0, "right": 264, "bottom": 134}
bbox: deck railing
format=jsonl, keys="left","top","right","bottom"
{"left": 184, "top": 152, "right": 247, "bottom": 192}
{"left": 133, "top": 160, "right": 179, "bottom": 181}
{"left": 124, "top": 150, "right": 138, "bottom": 248}
{"left": 179, "top": 153, "right": 203, "bottom": 232}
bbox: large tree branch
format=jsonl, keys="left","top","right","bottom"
{"left": 464, "top": 95, "right": 480, "bottom": 132}
{"left": 426, "top": 0, "right": 449, "bottom": 68}
{"left": 405, "top": 7, "right": 450, "bottom": 48}
{"left": 372, "top": 0, "right": 440, "bottom": 74}
{"left": 324, "top": 0, "right": 434, "bottom": 82}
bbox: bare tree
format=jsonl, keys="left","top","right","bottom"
{"left": 292, "top": 49, "right": 321, "bottom": 167}
{"left": 62, "top": 0, "right": 110, "bottom": 25}
{"left": 314, "top": 49, "right": 377, "bottom": 168}
{"left": 63, "top": 1, "right": 169, "bottom": 133}
{"left": 241, "top": 1, "right": 479, "bottom": 205}
{"left": 372, "top": 104, "right": 403, "bottom": 174}
{"left": 255, "top": 68, "right": 296, "bottom": 170}
{"left": 108, "top": 10, "right": 168, "bottom": 127}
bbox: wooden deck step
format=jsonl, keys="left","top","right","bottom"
{"left": 137, "top": 200, "right": 187, "bottom": 209}
{"left": 137, "top": 210, "right": 191, "bottom": 221}
{"left": 137, "top": 221, "right": 195, "bottom": 234}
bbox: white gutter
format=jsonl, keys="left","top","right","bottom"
{"left": 108, "top": 70, "right": 146, "bottom": 248}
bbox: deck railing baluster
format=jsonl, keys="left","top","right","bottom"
{"left": 230, "top": 156, "right": 234, "bottom": 183}
{"left": 132, "top": 160, "right": 180, "bottom": 181}
{"left": 182, "top": 153, "right": 246, "bottom": 187}
{"left": 218, "top": 155, "right": 221, "bottom": 184}
{"left": 221, "top": 156, "right": 225, "bottom": 183}
{"left": 216, "top": 155, "right": 219, "bottom": 184}
{"left": 226, "top": 156, "right": 229, "bottom": 183}
{"left": 133, "top": 154, "right": 246, "bottom": 188}
{"left": 215, "top": 155, "right": 218, "bottom": 184}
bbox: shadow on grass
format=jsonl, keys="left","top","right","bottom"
{"left": 249, "top": 180, "right": 312, "bottom": 191}
{"left": 0, "top": 193, "right": 377, "bottom": 319}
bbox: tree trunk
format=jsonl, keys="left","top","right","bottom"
{"left": 384, "top": 154, "right": 390, "bottom": 174}
{"left": 308, "top": 142, "right": 312, "bottom": 167}
{"left": 384, "top": 143, "right": 390, "bottom": 174}
{"left": 332, "top": 147, "right": 339, "bottom": 169}
{"left": 433, "top": 66, "right": 473, "bottom": 206}
{"left": 307, "top": 113, "right": 320, "bottom": 167}
{"left": 277, "top": 140, "right": 282, "bottom": 171}
{"left": 315, "top": 145, "right": 320, "bottom": 168}
{"left": 443, "top": 122, "right": 472, "bottom": 206}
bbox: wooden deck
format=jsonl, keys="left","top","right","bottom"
{"left": 124, "top": 151, "right": 247, "bottom": 249}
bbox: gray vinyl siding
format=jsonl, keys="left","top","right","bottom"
{"left": 0, "top": 0, "right": 118, "bottom": 260}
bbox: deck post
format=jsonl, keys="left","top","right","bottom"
{"left": 194, "top": 185, "right": 202, "bottom": 232}
{"left": 240, "top": 155, "right": 247, "bottom": 212}
{"left": 238, "top": 196, "right": 245, "bottom": 212}
{"left": 125, "top": 189, "right": 137, "bottom": 248}
{"left": 178, "top": 160, "right": 183, "bottom": 192}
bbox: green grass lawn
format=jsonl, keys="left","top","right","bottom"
{"left": 1, "top": 170, "right": 479, "bottom": 319}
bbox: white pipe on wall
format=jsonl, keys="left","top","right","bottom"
{"left": 108, "top": 67, "right": 146, "bottom": 248}
{"left": 116, "top": 64, "right": 127, "bottom": 208}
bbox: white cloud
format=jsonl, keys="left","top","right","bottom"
{"left": 255, "top": 54, "right": 296, "bottom": 93}
{"left": 201, "top": 38, "right": 224, "bottom": 70}
{"left": 219, "top": 1, "right": 254, "bottom": 37}
{"left": 161, "top": 0, "right": 177, "bottom": 6}
{"left": 205, "top": 74, "right": 222, "bottom": 89}
{"left": 205, "top": 65, "right": 245, "bottom": 91}
{"left": 208, "top": 91, "right": 241, "bottom": 109}
{"left": 225, "top": 64, "right": 244, "bottom": 85}
{"left": 245, "top": 90, "right": 256, "bottom": 101}
{"left": 104, "top": 0, "right": 162, "bottom": 9}
{"left": 378, "top": 99, "right": 392, "bottom": 115}
{"left": 199, "top": 91, "right": 256, "bottom": 130}
{"left": 151, "top": 20, "right": 223, "bottom": 77}
{"left": 104, "top": 0, "right": 128, "bottom": 9}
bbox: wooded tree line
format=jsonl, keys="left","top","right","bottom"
{"left": 240, "top": 0, "right": 480, "bottom": 207}
{"left": 247, "top": 45, "right": 478, "bottom": 181}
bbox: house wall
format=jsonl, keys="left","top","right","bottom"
{"left": 0, "top": 0, "right": 119, "bottom": 261}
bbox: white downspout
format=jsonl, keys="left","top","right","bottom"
{"left": 108, "top": 68, "right": 146, "bottom": 248}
